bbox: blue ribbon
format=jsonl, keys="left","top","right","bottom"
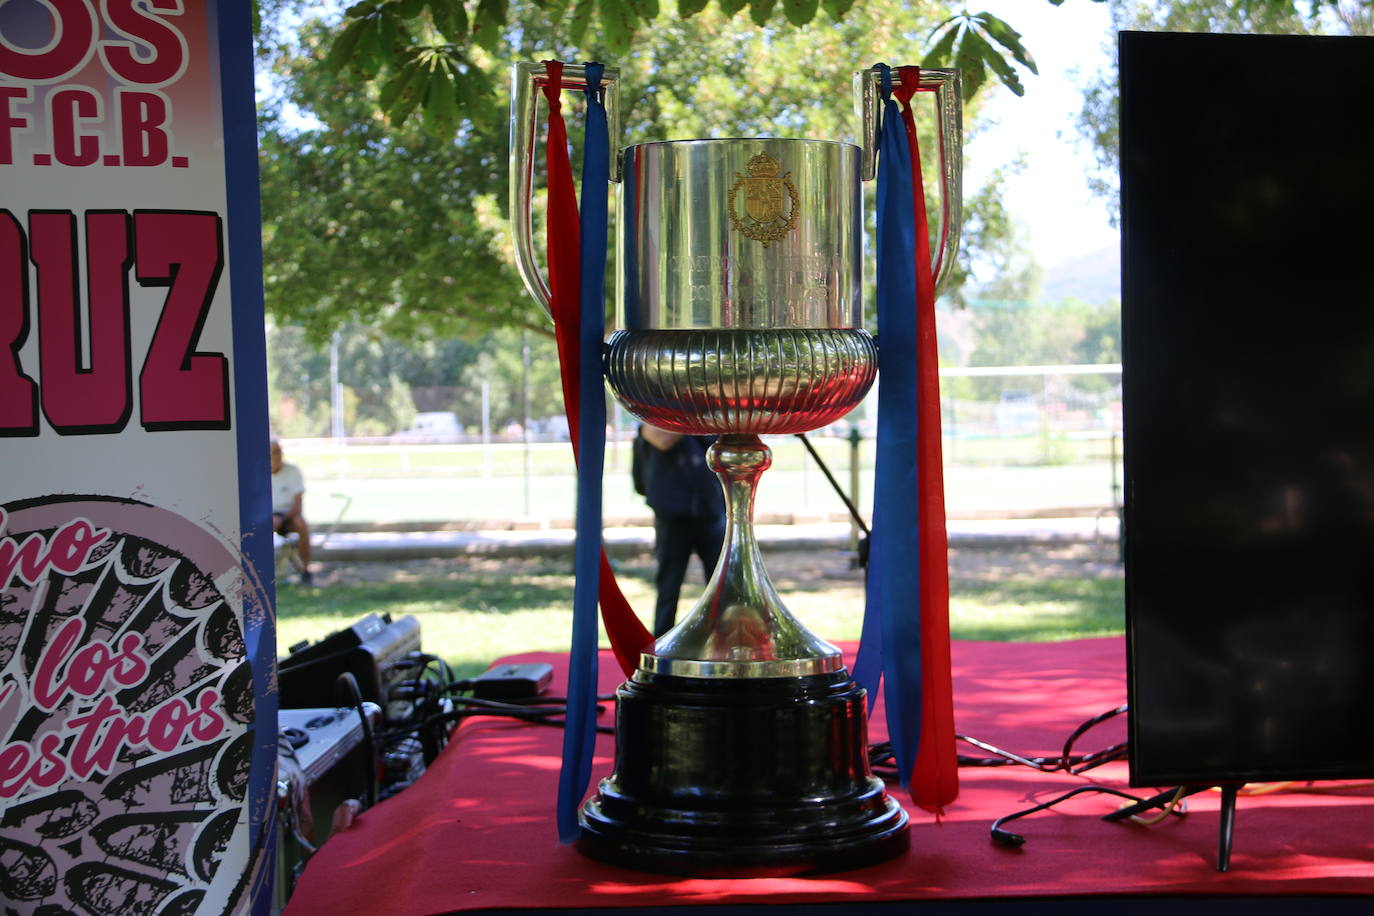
{"left": 855, "top": 63, "right": 923, "bottom": 788}
{"left": 556, "top": 62, "right": 611, "bottom": 843}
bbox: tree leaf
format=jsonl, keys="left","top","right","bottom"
{"left": 569, "top": 0, "right": 596, "bottom": 42}
{"left": 379, "top": 57, "right": 415, "bottom": 111}
{"left": 598, "top": 0, "right": 638, "bottom": 54}
{"left": 820, "top": 0, "right": 855, "bottom": 20}
{"left": 350, "top": 16, "right": 385, "bottom": 75}
{"left": 380, "top": 59, "right": 428, "bottom": 125}
{"left": 953, "top": 34, "right": 987, "bottom": 98}
{"left": 387, "top": 72, "right": 428, "bottom": 127}
{"left": 975, "top": 12, "right": 1037, "bottom": 75}
{"left": 424, "top": 63, "right": 459, "bottom": 135}
{"left": 677, "top": 0, "right": 709, "bottom": 17}
{"left": 427, "top": 0, "right": 451, "bottom": 35}
{"left": 922, "top": 17, "right": 962, "bottom": 68}
{"left": 452, "top": 54, "right": 491, "bottom": 115}
{"left": 749, "top": 0, "right": 777, "bottom": 27}
{"left": 472, "top": 0, "right": 509, "bottom": 52}
{"left": 378, "top": 8, "right": 400, "bottom": 56}
{"left": 972, "top": 27, "right": 1027, "bottom": 96}
{"left": 718, "top": 0, "right": 748, "bottom": 16}
{"left": 397, "top": 0, "right": 426, "bottom": 17}
{"left": 628, "top": 0, "right": 659, "bottom": 21}
{"left": 322, "top": 18, "right": 369, "bottom": 74}
{"left": 925, "top": 12, "right": 962, "bottom": 38}
{"left": 428, "top": 0, "right": 468, "bottom": 40}
{"left": 782, "top": 0, "right": 819, "bottom": 26}
{"left": 963, "top": 26, "right": 1023, "bottom": 97}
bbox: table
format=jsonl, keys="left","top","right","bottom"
{"left": 286, "top": 638, "right": 1374, "bottom": 915}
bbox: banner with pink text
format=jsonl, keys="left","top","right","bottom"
{"left": 0, "top": 2, "right": 274, "bottom": 914}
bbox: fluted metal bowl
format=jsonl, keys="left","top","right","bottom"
{"left": 604, "top": 328, "right": 876, "bottom": 435}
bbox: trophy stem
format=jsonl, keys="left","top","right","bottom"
{"left": 715, "top": 432, "right": 771, "bottom": 604}
{"left": 579, "top": 433, "right": 909, "bottom": 876}
{"left": 645, "top": 434, "right": 842, "bottom": 679}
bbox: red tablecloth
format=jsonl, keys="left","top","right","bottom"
{"left": 286, "top": 639, "right": 1374, "bottom": 915}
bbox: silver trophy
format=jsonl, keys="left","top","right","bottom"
{"left": 512, "top": 63, "right": 961, "bottom": 875}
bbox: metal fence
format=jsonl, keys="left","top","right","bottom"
{"left": 272, "top": 366, "right": 1123, "bottom": 529}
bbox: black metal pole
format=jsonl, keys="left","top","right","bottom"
{"left": 795, "top": 433, "right": 869, "bottom": 538}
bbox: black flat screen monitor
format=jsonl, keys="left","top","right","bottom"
{"left": 1120, "top": 30, "right": 1374, "bottom": 787}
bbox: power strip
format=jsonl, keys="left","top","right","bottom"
{"left": 472, "top": 662, "right": 554, "bottom": 699}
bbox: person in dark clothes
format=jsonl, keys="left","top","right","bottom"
{"left": 633, "top": 424, "right": 727, "bottom": 636}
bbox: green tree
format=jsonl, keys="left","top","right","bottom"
{"left": 950, "top": 298, "right": 1121, "bottom": 400}
{"left": 1075, "top": 0, "right": 1373, "bottom": 223}
{"left": 266, "top": 325, "right": 487, "bottom": 436}
{"left": 259, "top": 18, "right": 522, "bottom": 342}
{"left": 265, "top": 324, "right": 332, "bottom": 436}
{"left": 259, "top": 0, "right": 1021, "bottom": 342}
{"left": 264, "top": 323, "right": 573, "bottom": 436}
{"left": 456, "top": 329, "right": 565, "bottom": 430}
{"left": 312, "top": 0, "right": 1049, "bottom": 137}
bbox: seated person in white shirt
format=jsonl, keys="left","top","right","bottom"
{"left": 270, "top": 439, "right": 313, "bottom": 584}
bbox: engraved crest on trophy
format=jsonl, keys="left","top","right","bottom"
{"left": 727, "top": 152, "right": 800, "bottom": 246}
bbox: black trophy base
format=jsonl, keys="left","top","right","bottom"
{"left": 577, "top": 668, "right": 909, "bottom": 877}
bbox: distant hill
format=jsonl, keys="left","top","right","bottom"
{"left": 1041, "top": 246, "right": 1120, "bottom": 305}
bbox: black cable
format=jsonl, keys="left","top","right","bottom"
{"left": 381, "top": 653, "right": 461, "bottom": 767}
{"left": 1100, "top": 784, "right": 1208, "bottom": 823}
{"left": 957, "top": 734, "right": 1058, "bottom": 771}
{"left": 444, "top": 695, "right": 588, "bottom": 716}
{"left": 374, "top": 694, "right": 614, "bottom": 742}
{"left": 870, "top": 743, "right": 1128, "bottom": 855}
{"left": 991, "top": 785, "right": 1158, "bottom": 848}
{"left": 1059, "top": 704, "right": 1127, "bottom": 773}
{"left": 1068, "top": 742, "right": 1129, "bottom": 775}
{"left": 334, "top": 671, "right": 378, "bottom": 808}
{"left": 377, "top": 662, "right": 618, "bottom": 773}
{"left": 969, "top": 705, "right": 1142, "bottom": 848}
{"left": 868, "top": 706, "right": 1130, "bottom": 776}
{"left": 416, "top": 653, "right": 454, "bottom": 692}
{"left": 438, "top": 690, "right": 618, "bottom": 704}
{"left": 412, "top": 705, "right": 614, "bottom": 737}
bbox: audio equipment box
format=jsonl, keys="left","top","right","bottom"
{"left": 274, "top": 704, "right": 382, "bottom": 911}
{"left": 278, "top": 614, "right": 422, "bottom": 716}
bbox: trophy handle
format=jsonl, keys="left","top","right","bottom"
{"left": 509, "top": 61, "right": 621, "bottom": 318}
{"left": 855, "top": 66, "right": 963, "bottom": 293}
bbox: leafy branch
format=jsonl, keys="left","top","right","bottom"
{"left": 922, "top": 10, "right": 1041, "bottom": 98}
{"left": 321, "top": 0, "right": 1043, "bottom": 132}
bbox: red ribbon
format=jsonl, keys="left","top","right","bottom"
{"left": 540, "top": 61, "right": 653, "bottom": 676}
{"left": 894, "top": 66, "right": 958, "bottom": 814}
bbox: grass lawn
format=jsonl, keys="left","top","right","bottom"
{"left": 275, "top": 544, "right": 1125, "bottom": 679}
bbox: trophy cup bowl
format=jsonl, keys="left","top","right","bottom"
{"left": 510, "top": 66, "right": 961, "bottom": 876}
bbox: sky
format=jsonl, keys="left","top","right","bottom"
{"left": 963, "top": 0, "right": 1120, "bottom": 269}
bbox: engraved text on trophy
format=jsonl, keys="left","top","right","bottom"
{"left": 670, "top": 252, "right": 839, "bottom": 326}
